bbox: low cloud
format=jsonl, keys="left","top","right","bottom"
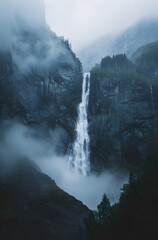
{"left": 39, "top": 156, "right": 127, "bottom": 209}
{"left": 45, "top": 0, "right": 158, "bottom": 51}
{"left": 0, "top": 0, "right": 73, "bottom": 75}
{"left": 0, "top": 122, "right": 127, "bottom": 210}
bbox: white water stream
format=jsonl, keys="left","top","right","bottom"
{"left": 68, "top": 73, "right": 91, "bottom": 176}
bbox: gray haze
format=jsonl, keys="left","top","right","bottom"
{"left": 78, "top": 18, "right": 158, "bottom": 71}
{"left": 0, "top": 0, "right": 45, "bottom": 47}
{"left": 0, "top": 123, "right": 127, "bottom": 210}
{"left": 44, "top": 0, "right": 158, "bottom": 51}
{"left": 0, "top": 0, "right": 75, "bottom": 75}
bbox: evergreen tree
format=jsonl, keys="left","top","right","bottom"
{"left": 96, "top": 194, "right": 111, "bottom": 222}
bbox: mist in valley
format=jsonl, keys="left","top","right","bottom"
{"left": 0, "top": 122, "right": 127, "bottom": 210}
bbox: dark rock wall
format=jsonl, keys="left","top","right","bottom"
{"left": 89, "top": 52, "right": 158, "bottom": 171}
{"left": 0, "top": 32, "right": 83, "bottom": 152}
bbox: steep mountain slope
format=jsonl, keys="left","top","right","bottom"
{"left": 78, "top": 18, "right": 158, "bottom": 71}
{"left": 132, "top": 41, "right": 158, "bottom": 77}
{"left": 0, "top": 158, "right": 91, "bottom": 240}
{"left": 88, "top": 45, "right": 158, "bottom": 171}
{"left": 0, "top": 23, "right": 83, "bottom": 154}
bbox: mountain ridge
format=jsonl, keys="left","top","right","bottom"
{"left": 78, "top": 18, "right": 158, "bottom": 71}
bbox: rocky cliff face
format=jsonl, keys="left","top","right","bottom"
{"left": 89, "top": 50, "right": 158, "bottom": 171}
{"left": 0, "top": 28, "right": 82, "bottom": 152}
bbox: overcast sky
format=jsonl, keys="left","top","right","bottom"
{"left": 44, "top": 0, "right": 158, "bottom": 51}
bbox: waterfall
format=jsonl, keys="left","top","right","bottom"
{"left": 68, "top": 73, "right": 91, "bottom": 176}
{"left": 149, "top": 82, "right": 154, "bottom": 117}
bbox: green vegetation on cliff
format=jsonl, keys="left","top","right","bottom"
{"left": 91, "top": 54, "right": 135, "bottom": 78}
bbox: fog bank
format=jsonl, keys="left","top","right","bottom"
{"left": 0, "top": 123, "right": 127, "bottom": 209}
{"left": 45, "top": 0, "right": 158, "bottom": 51}
{"left": 0, "top": 0, "right": 72, "bottom": 75}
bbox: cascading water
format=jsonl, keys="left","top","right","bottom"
{"left": 149, "top": 82, "right": 154, "bottom": 116}
{"left": 68, "top": 73, "right": 91, "bottom": 176}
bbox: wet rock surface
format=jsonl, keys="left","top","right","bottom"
{"left": 89, "top": 50, "right": 158, "bottom": 171}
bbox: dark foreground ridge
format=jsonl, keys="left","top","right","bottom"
{"left": 86, "top": 154, "right": 158, "bottom": 240}
{"left": 0, "top": 158, "right": 91, "bottom": 240}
